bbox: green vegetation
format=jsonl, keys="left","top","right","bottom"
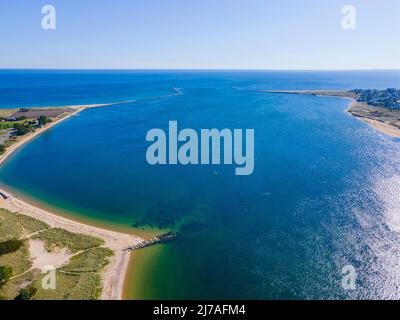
{"left": 17, "top": 213, "right": 50, "bottom": 235}
{"left": 33, "top": 272, "right": 102, "bottom": 300}
{"left": 0, "top": 209, "right": 22, "bottom": 241}
{"left": 13, "top": 123, "right": 32, "bottom": 136}
{"left": 0, "top": 209, "right": 113, "bottom": 300}
{"left": 38, "top": 115, "right": 52, "bottom": 125}
{"left": 0, "top": 266, "right": 13, "bottom": 288}
{"left": 9, "top": 116, "right": 52, "bottom": 135}
{"left": 0, "top": 240, "right": 31, "bottom": 275}
{"left": 34, "top": 228, "right": 104, "bottom": 253}
{"left": 0, "top": 239, "right": 23, "bottom": 256}
{"left": 0, "top": 241, "right": 28, "bottom": 291}
{"left": 0, "top": 120, "right": 26, "bottom": 130}
{"left": 61, "top": 247, "right": 113, "bottom": 273}
{"left": 0, "top": 108, "right": 63, "bottom": 156}
{"left": 0, "top": 114, "right": 52, "bottom": 139}
{"left": 0, "top": 208, "right": 49, "bottom": 241}
{"left": 14, "top": 286, "right": 37, "bottom": 300}
{"left": 0, "top": 270, "right": 38, "bottom": 299}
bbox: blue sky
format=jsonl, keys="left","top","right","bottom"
{"left": 0, "top": 0, "right": 399, "bottom": 69}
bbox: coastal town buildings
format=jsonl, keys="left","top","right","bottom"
{"left": 352, "top": 88, "right": 400, "bottom": 109}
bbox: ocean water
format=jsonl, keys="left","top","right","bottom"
{"left": 1, "top": 70, "right": 400, "bottom": 299}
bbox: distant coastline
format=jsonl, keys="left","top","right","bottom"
{"left": 0, "top": 86, "right": 184, "bottom": 168}
{"left": 1, "top": 83, "right": 398, "bottom": 299}
{"left": 251, "top": 89, "right": 400, "bottom": 138}
{"left": 0, "top": 87, "right": 184, "bottom": 300}
{"left": 0, "top": 102, "right": 144, "bottom": 300}
{"left": 0, "top": 102, "right": 128, "bottom": 166}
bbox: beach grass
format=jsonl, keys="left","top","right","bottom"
{"left": 16, "top": 213, "right": 50, "bottom": 236}
{"left": 0, "top": 240, "right": 31, "bottom": 275}
{"left": 33, "top": 228, "right": 104, "bottom": 253}
{"left": 0, "top": 270, "right": 38, "bottom": 299}
{"left": 61, "top": 247, "right": 113, "bottom": 273}
{"left": 0, "top": 209, "right": 23, "bottom": 241}
{"left": 0, "top": 209, "right": 115, "bottom": 300}
{"left": 0, "top": 209, "right": 49, "bottom": 241}
{"left": 32, "top": 271, "right": 102, "bottom": 300}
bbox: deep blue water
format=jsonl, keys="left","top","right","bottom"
{"left": 1, "top": 70, "right": 400, "bottom": 299}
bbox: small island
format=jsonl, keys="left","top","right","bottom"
{"left": 257, "top": 88, "right": 400, "bottom": 138}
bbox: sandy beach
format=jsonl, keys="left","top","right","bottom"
{"left": 0, "top": 188, "right": 142, "bottom": 300}
{"left": 346, "top": 101, "right": 400, "bottom": 138}
{"left": 0, "top": 102, "right": 144, "bottom": 300}
{"left": 257, "top": 90, "right": 400, "bottom": 138}
{"left": 349, "top": 112, "right": 400, "bottom": 137}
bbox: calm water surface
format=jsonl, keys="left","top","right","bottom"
{"left": 1, "top": 70, "right": 400, "bottom": 299}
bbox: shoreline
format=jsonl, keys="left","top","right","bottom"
{"left": 0, "top": 102, "right": 128, "bottom": 166}
{"left": 0, "top": 187, "right": 143, "bottom": 300}
{"left": 0, "top": 101, "right": 145, "bottom": 300}
{"left": 0, "top": 87, "right": 183, "bottom": 299}
{"left": 0, "top": 87, "right": 184, "bottom": 166}
{"left": 257, "top": 90, "right": 400, "bottom": 138}
{"left": 346, "top": 101, "right": 400, "bottom": 138}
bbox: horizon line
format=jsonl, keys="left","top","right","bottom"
{"left": 1, "top": 68, "right": 400, "bottom": 72}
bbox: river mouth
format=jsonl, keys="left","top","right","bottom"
{"left": 1, "top": 70, "right": 400, "bottom": 299}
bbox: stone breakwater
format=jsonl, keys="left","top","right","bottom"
{"left": 123, "top": 232, "right": 177, "bottom": 251}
